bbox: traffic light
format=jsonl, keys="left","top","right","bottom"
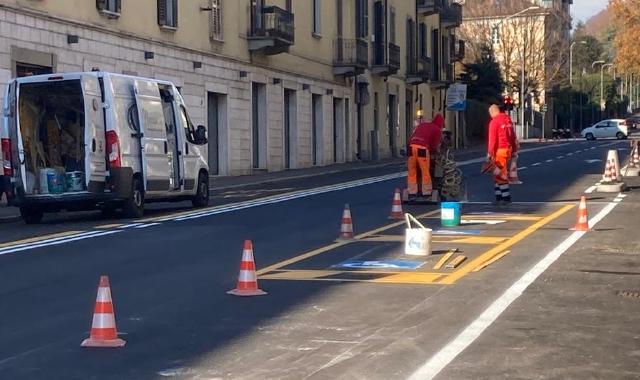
{"left": 503, "top": 97, "right": 515, "bottom": 111}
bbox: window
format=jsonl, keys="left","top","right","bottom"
{"left": 285, "top": 0, "right": 292, "bottom": 11}
{"left": 313, "top": 0, "right": 321, "bottom": 35}
{"left": 420, "top": 22, "right": 427, "bottom": 59}
{"left": 389, "top": 7, "right": 396, "bottom": 44}
{"left": 491, "top": 27, "right": 500, "bottom": 45}
{"left": 210, "top": 0, "right": 223, "bottom": 41}
{"left": 180, "top": 105, "right": 198, "bottom": 143}
{"left": 158, "top": 0, "right": 178, "bottom": 28}
{"left": 96, "top": 0, "right": 121, "bottom": 14}
{"left": 356, "top": 0, "right": 368, "bottom": 39}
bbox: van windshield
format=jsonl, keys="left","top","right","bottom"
{"left": 18, "top": 79, "right": 87, "bottom": 195}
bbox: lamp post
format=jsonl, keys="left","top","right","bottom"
{"left": 492, "top": 6, "right": 539, "bottom": 139}
{"left": 601, "top": 63, "right": 613, "bottom": 114}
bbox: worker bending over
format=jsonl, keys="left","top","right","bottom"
{"left": 487, "top": 104, "right": 518, "bottom": 205}
{"left": 407, "top": 113, "right": 445, "bottom": 201}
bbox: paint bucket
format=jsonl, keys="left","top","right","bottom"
{"left": 39, "top": 168, "right": 56, "bottom": 194}
{"left": 47, "top": 172, "right": 66, "bottom": 194}
{"left": 441, "top": 202, "right": 461, "bottom": 227}
{"left": 66, "top": 171, "right": 84, "bottom": 192}
{"left": 404, "top": 213, "right": 432, "bottom": 256}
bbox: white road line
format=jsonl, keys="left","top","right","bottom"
{"left": 407, "top": 197, "right": 619, "bottom": 380}
{"left": 575, "top": 150, "right": 582, "bottom": 153}
{"left": 585, "top": 185, "right": 597, "bottom": 194}
{"left": 567, "top": 153, "right": 573, "bottom": 156}
{"left": 557, "top": 156, "right": 564, "bottom": 159}
{"left": 0, "top": 231, "right": 122, "bottom": 256}
{"left": 531, "top": 163, "right": 541, "bottom": 166}
{"left": 134, "top": 223, "right": 162, "bottom": 229}
{"left": 545, "top": 159, "right": 553, "bottom": 163}
{"left": 119, "top": 223, "right": 143, "bottom": 229}
{"left": 518, "top": 167, "right": 527, "bottom": 170}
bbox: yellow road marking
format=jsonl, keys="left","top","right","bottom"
{"left": 433, "top": 249, "right": 457, "bottom": 270}
{"left": 424, "top": 215, "right": 543, "bottom": 221}
{"left": 445, "top": 255, "right": 467, "bottom": 269}
{"left": 95, "top": 223, "right": 123, "bottom": 229}
{"left": 371, "top": 273, "right": 443, "bottom": 284}
{"left": 358, "top": 235, "right": 507, "bottom": 244}
{"left": 259, "top": 270, "right": 445, "bottom": 284}
{"left": 473, "top": 250, "right": 511, "bottom": 272}
{"left": 0, "top": 231, "right": 85, "bottom": 249}
{"left": 255, "top": 209, "right": 441, "bottom": 276}
{"left": 440, "top": 204, "right": 575, "bottom": 284}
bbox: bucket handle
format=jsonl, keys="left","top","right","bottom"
{"left": 405, "top": 213, "right": 427, "bottom": 230}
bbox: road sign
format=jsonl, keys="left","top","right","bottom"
{"left": 333, "top": 261, "right": 424, "bottom": 270}
{"left": 446, "top": 84, "right": 467, "bottom": 111}
{"left": 460, "top": 219, "right": 506, "bottom": 225}
{"left": 541, "top": 104, "right": 548, "bottom": 112}
{"left": 432, "top": 229, "right": 483, "bottom": 236}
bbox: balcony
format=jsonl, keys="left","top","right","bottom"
{"left": 441, "top": 2, "right": 462, "bottom": 29}
{"left": 406, "top": 57, "right": 432, "bottom": 84}
{"left": 248, "top": 6, "right": 294, "bottom": 56}
{"left": 333, "top": 38, "right": 368, "bottom": 77}
{"left": 371, "top": 42, "right": 401, "bottom": 77}
{"left": 450, "top": 39, "right": 465, "bottom": 62}
{"left": 417, "top": 0, "right": 442, "bottom": 16}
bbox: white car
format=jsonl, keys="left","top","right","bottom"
{"left": 581, "top": 119, "right": 629, "bottom": 140}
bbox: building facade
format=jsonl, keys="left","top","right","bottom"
{"left": 458, "top": 0, "right": 571, "bottom": 135}
{"left": 0, "top": 0, "right": 463, "bottom": 176}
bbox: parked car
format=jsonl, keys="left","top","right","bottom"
{"left": 580, "top": 119, "right": 629, "bottom": 140}
{"left": 625, "top": 115, "right": 640, "bottom": 129}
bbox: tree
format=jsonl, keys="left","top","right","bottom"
{"left": 570, "top": 34, "right": 605, "bottom": 78}
{"left": 458, "top": 0, "right": 570, "bottom": 104}
{"left": 610, "top": 0, "right": 640, "bottom": 73}
{"left": 458, "top": 44, "right": 505, "bottom": 105}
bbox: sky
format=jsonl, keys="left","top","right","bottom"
{"left": 571, "top": 0, "right": 609, "bottom": 25}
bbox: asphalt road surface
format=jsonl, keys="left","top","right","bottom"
{"left": 0, "top": 139, "right": 638, "bottom": 380}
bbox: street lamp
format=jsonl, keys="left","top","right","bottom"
{"left": 601, "top": 63, "right": 613, "bottom": 112}
{"left": 569, "top": 41, "right": 587, "bottom": 85}
{"left": 492, "top": 6, "right": 540, "bottom": 139}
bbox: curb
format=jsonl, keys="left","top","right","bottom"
{"left": 0, "top": 215, "right": 21, "bottom": 224}
{"left": 208, "top": 160, "right": 405, "bottom": 191}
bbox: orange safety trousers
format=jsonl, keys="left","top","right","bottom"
{"left": 407, "top": 145, "right": 432, "bottom": 195}
{"left": 493, "top": 148, "right": 512, "bottom": 185}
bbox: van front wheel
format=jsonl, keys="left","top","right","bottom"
{"left": 192, "top": 172, "right": 209, "bottom": 208}
{"left": 20, "top": 207, "right": 44, "bottom": 225}
{"left": 123, "top": 177, "right": 145, "bottom": 218}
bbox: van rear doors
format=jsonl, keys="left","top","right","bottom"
{"left": 81, "top": 74, "right": 107, "bottom": 192}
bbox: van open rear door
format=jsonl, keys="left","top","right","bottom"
{"left": 4, "top": 80, "right": 26, "bottom": 192}
{"left": 133, "top": 80, "right": 170, "bottom": 193}
{"left": 81, "top": 74, "right": 107, "bottom": 192}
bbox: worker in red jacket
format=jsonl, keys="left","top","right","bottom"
{"left": 407, "top": 113, "right": 445, "bottom": 200}
{"left": 487, "top": 104, "right": 518, "bottom": 204}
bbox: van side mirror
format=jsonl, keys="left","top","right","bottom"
{"left": 195, "top": 125, "right": 208, "bottom": 144}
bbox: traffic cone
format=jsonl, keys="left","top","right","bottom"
{"left": 335, "top": 203, "right": 355, "bottom": 242}
{"left": 508, "top": 160, "right": 522, "bottom": 185}
{"left": 634, "top": 142, "right": 640, "bottom": 166}
{"left": 602, "top": 160, "right": 613, "bottom": 182}
{"left": 609, "top": 158, "right": 617, "bottom": 181}
{"left": 388, "top": 188, "right": 404, "bottom": 219}
{"left": 227, "top": 240, "right": 267, "bottom": 297}
{"left": 570, "top": 196, "right": 592, "bottom": 231}
{"left": 81, "top": 276, "right": 126, "bottom": 348}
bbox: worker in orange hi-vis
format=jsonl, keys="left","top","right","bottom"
{"left": 487, "top": 104, "right": 519, "bottom": 205}
{"left": 407, "top": 112, "right": 445, "bottom": 201}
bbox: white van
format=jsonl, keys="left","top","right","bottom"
{"left": 1, "top": 71, "right": 210, "bottom": 224}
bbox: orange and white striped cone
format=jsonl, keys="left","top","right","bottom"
{"left": 81, "top": 276, "right": 126, "bottom": 348}
{"left": 570, "top": 196, "right": 592, "bottom": 231}
{"left": 508, "top": 160, "right": 522, "bottom": 185}
{"left": 602, "top": 160, "right": 613, "bottom": 182}
{"left": 634, "top": 142, "right": 640, "bottom": 166}
{"left": 388, "top": 188, "right": 404, "bottom": 219}
{"left": 609, "top": 158, "right": 617, "bottom": 181}
{"left": 228, "top": 240, "right": 267, "bottom": 297}
{"left": 335, "top": 203, "right": 355, "bottom": 242}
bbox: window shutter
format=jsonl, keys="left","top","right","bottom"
{"left": 172, "top": 0, "right": 179, "bottom": 27}
{"left": 158, "top": 0, "right": 166, "bottom": 25}
{"left": 116, "top": 0, "right": 122, "bottom": 13}
{"left": 96, "top": 0, "right": 107, "bottom": 11}
{"left": 210, "top": 0, "right": 222, "bottom": 40}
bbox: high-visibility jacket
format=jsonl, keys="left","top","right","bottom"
{"left": 409, "top": 114, "right": 445, "bottom": 150}
{"left": 488, "top": 113, "right": 518, "bottom": 155}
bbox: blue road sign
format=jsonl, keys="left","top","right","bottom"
{"left": 332, "top": 260, "right": 424, "bottom": 270}
{"left": 432, "top": 229, "right": 483, "bottom": 235}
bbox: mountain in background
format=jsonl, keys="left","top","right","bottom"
{"left": 583, "top": 6, "right": 613, "bottom": 38}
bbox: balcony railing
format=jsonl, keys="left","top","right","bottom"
{"left": 372, "top": 42, "right": 401, "bottom": 76}
{"left": 441, "top": 2, "right": 462, "bottom": 29}
{"left": 248, "top": 6, "right": 294, "bottom": 55}
{"left": 406, "top": 56, "right": 432, "bottom": 84}
{"left": 417, "top": 0, "right": 443, "bottom": 16}
{"left": 333, "top": 38, "right": 368, "bottom": 76}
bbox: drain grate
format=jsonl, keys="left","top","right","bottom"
{"left": 617, "top": 290, "right": 640, "bottom": 298}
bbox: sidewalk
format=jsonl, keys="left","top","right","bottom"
{"left": 0, "top": 145, "right": 490, "bottom": 223}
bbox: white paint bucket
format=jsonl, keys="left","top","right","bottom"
{"left": 404, "top": 213, "right": 433, "bottom": 256}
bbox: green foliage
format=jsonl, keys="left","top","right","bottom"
{"left": 571, "top": 35, "right": 606, "bottom": 77}
{"left": 464, "top": 99, "right": 490, "bottom": 143}
{"left": 458, "top": 44, "right": 504, "bottom": 105}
